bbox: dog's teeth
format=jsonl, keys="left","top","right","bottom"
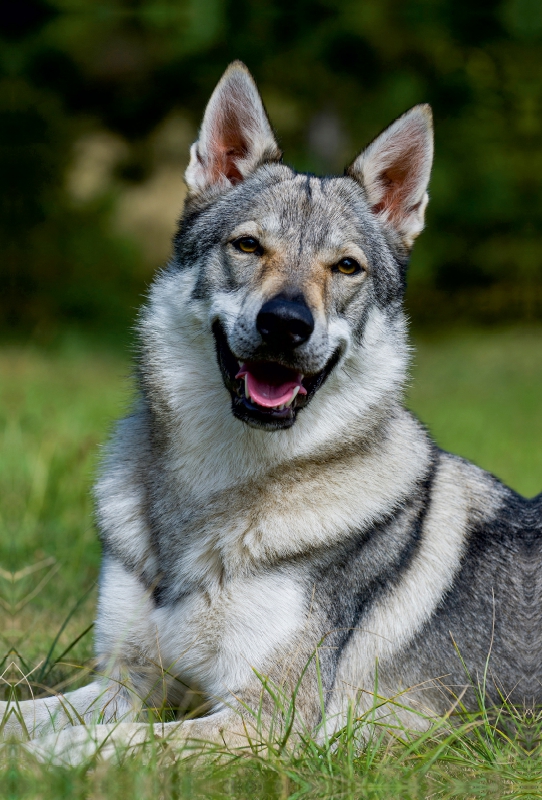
{"left": 244, "top": 374, "right": 250, "bottom": 401}
{"left": 284, "top": 386, "right": 301, "bottom": 408}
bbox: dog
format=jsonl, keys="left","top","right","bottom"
{"left": 6, "top": 61, "right": 540, "bottom": 763}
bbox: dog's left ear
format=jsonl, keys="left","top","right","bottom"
{"left": 185, "top": 61, "right": 282, "bottom": 197}
{"left": 347, "top": 105, "right": 433, "bottom": 250}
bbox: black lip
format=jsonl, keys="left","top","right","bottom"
{"left": 212, "top": 321, "right": 341, "bottom": 431}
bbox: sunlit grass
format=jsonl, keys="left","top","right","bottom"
{"left": 5, "top": 672, "right": 542, "bottom": 799}
{"left": 2, "top": 326, "right": 542, "bottom": 798}
{"left": 408, "top": 326, "right": 542, "bottom": 497}
{"left": 1, "top": 340, "right": 131, "bottom": 673}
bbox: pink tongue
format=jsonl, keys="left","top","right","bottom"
{"left": 236, "top": 365, "right": 307, "bottom": 409}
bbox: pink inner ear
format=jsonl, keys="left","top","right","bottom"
{"left": 373, "top": 141, "right": 426, "bottom": 223}
{"left": 209, "top": 107, "right": 250, "bottom": 185}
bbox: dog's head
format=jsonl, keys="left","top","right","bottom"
{"left": 151, "top": 62, "right": 433, "bottom": 433}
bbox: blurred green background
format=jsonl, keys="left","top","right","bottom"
{"left": 3, "top": 0, "right": 542, "bottom": 336}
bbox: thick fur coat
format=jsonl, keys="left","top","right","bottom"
{"left": 7, "top": 62, "right": 540, "bottom": 764}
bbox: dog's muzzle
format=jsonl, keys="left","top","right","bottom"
{"left": 212, "top": 312, "right": 341, "bottom": 431}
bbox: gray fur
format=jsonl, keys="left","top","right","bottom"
{"left": 5, "top": 62, "right": 540, "bottom": 762}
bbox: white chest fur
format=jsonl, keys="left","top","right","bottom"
{"left": 96, "top": 557, "right": 306, "bottom": 704}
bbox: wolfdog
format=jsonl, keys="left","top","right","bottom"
{"left": 7, "top": 62, "right": 540, "bottom": 762}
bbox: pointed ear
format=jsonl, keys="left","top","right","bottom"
{"left": 347, "top": 105, "right": 433, "bottom": 249}
{"left": 185, "top": 61, "right": 282, "bottom": 197}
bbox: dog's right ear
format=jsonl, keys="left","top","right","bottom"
{"left": 185, "top": 61, "right": 282, "bottom": 197}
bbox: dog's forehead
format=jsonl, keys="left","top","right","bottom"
{"left": 246, "top": 173, "right": 369, "bottom": 247}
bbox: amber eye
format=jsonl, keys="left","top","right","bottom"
{"left": 335, "top": 257, "right": 362, "bottom": 275}
{"left": 233, "top": 237, "right": 261, "bottom": 254}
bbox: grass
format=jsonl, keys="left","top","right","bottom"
{"left": 408, "top": 326, "right": 542, "bottom": 498}
{"left": 2, "top": 325, "right": 542, "bottom": 798}
{"left": 6, "top": 702, "right": 542, "bottom": 800}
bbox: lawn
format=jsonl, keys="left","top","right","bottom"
{"left": 2, "top": 326, "right": 542, "bottom": 798}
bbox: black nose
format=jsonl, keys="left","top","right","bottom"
{"left": 256, "top": 295, "right": 314, "bottom": 349}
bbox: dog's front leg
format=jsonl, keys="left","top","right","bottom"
{"left": 2, "top": 677, "right": 137, "bottom": 741}
{"left": 22, "top": 707, "right": 282, "bottom": 765}
{"left": 21, "top": 649, "right": 328, "bottom": 763}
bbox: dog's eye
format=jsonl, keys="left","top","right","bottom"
{"left": 334, "top": 257, "right": 362, "bottom": 275}
{"left": 233, "top": 237, "right": 262, "bottom": 255}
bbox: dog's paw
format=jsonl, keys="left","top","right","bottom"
{"left": 22, "top": 723, "right": 153, "bottom": 766}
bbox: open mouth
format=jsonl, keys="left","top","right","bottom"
{"left": 213, "top": 322, "right": 340, "bottom": 430}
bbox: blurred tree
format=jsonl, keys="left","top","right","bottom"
{"left": 2, "top": 0, "right": 542, "bottom": 334}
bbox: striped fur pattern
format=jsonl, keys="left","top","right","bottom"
{"left": 6, "top": 62, "right": 540, "bottom": 763}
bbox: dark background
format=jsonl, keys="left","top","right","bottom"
{"left": 3, "top": 0, "right": 542, "bottom": 338}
